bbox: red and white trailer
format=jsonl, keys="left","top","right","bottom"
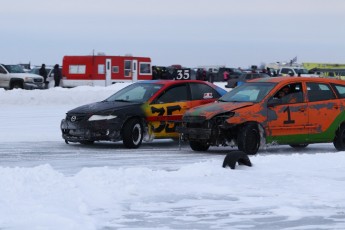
{"left": 61, "top": 55, "right": 152, "bottom": 87}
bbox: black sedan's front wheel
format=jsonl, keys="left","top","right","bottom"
{"left": 122, "top": 119, "right": 143, "bottom": 148}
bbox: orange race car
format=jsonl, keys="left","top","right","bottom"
{"left": 179, "top": 77, "right": 345, "bottom": 155}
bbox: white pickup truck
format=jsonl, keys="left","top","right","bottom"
{"left": 0, "top": 64, "right": 44, "bottom": 89}
{"left": 278, "top": 67, "right": 319, "bottom": 77}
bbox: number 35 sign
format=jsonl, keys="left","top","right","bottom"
{"left": 173, "top": 69, "right": 191, "bottom": 80}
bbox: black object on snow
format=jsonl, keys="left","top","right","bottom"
{"left": 222, "top": 151, "right": 252, "bottom": 169}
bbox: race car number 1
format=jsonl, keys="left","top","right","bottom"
{"left": 283, "top": 106, "right": 295, "bottom": 124}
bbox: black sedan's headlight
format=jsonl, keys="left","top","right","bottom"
{"left": 88, "top": 114, "right": 117, "bottom": 121}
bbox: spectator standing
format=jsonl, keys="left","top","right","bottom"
{"left": 207, "top": 68, "right": 214, "bottom": 83}
{"left": 266, "top": 67, "right": 272, "bottom": 76}
{"left": 196, "top": 68, "right": 202, "bottom": 80}
{"left": 251, "top": 65, "right": 258, "bottom": 73}
{"left": 223, "top": 70, "right": 229, "bottom": 81}
{"left": 200, "top": 68, "right": 207, "bottom": 81}
{"left": 39, "top": 64, "right": 48, "bottom": 88}
{"left": 53, "top": 64, "right": 62, "bottom": 87}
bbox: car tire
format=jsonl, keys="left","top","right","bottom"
{"left": 289, "top": 144, "right": 308, "bottom": 149}
{"left": 11, "top": 82, "right": 23, "bottom": 89}
{"left": 237, "top": 124, "right": 260, "bottom": 155}
{"left": 122, "top": 119, "right": 143, "bottom": 149}
{"left": 333, "top": 124, "right": 345, "bottom": 151}
{"left": 79, "top": 140, "right": 94, "bottom": 145}
{"left": 189, "top": 140, "right": 210, "bottom": 151}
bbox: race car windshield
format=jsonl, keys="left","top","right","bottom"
{"left": 105, "top": 83, "right": 163, "bottom": 103}
{"left": 219, "top": 82, "right": 276, "bottom": 103}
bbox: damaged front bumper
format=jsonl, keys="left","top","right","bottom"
{"left": 60, "top": 119, "right": 122, "bottom": 143}
{"left": 177, "top": 126, "right": 212, "bottom": 140}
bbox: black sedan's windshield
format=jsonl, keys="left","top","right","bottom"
{"left": 219, "top": 82, "right": 276, "bottom": 102}
{"left": 105, "top": 83, "right": 163, "bottom": 103}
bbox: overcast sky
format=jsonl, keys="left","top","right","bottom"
{"left": 2, "top": 0, "right": 345, "bottom": 68}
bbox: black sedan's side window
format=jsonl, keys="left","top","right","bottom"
{"left": 190, "top": 83, "right": 219, "bottom": 100}
{"left": 155, "top": 84, "right": 189, "bottom": 103}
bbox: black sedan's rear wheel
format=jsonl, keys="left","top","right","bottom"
{"left": 189, "top": 140, "right": 210, "bottom": 151}
{"left": 122, "top": 119, "right": 143, "bottom": 148}
{"left": 237, "top": 124, "right": 260, "bottom": 155}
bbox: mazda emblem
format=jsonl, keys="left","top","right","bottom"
{"left": 71, "top": 116, "right": 77, "bottom": 122}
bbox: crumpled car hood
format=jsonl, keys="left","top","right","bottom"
{"left": 184, "top": 101, "right": 254, "bottom": 120}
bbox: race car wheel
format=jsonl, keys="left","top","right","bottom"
{"left": 237, "top": 124, "right": 260, "bottom": 155}
{"left": 79, "top": 140, "right": 94, "bottom": 145}
{"left": 289, "top": 144, "right": 308, "bottom": 149}
{"left": 123, "top": 119, "right": 143, "bottom": 149}
{"left": 333, "top": 124, "right": 345, "bottom": 151}
{"left": 189, "top": 140, "right": 210, "bottom": 151}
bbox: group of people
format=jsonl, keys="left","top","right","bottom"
{"left": 38, "top": 64, "right": 62, "bottom": 88}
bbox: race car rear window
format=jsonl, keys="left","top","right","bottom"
{"left": 190, "top": 83, "right": 220, "bottom": 100}
{"left": 333, "top": 84, "right": 345, "bottom": 98}
{"left": 306, "top": 82, "right": 336, "bottom": 102}
{"left": 156, "top": 84, "right": 189, "bottom": 103}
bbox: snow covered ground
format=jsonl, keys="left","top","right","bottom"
{"left": 1, "top": 83, "right": 345, "bottom": 230}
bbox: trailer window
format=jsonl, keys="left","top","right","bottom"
{"left": 124, "top": 60, "right": 131, "bottom": 77}
{"left": 112, "top": 66, "right": 119, "bottom": 73}
{"left": 98, "top": 64, "right": 105, "bottom": 74}
{"left": 140, "top": 63, "right": 151, "bottom": 75}
{"left": 69, "top": 65, "right": 86, "bottom": 74}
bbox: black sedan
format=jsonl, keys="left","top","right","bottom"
{"left": 60, "top": 80, "right": 227, "bottom": 148}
